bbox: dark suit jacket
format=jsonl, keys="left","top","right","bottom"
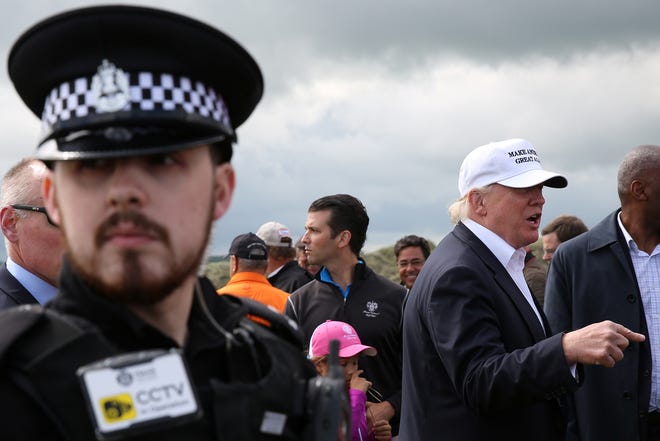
{"left": 544, "top": 209, "right": 651, "bottom": 441}
{"left": 0, "top": 264, "right": 38, "bottom": 310}
{"left": 268, "top": 260, "right": 312, "bottom": 294}
{"left": 400, "top": 222, "right": 578, "bottom": 441}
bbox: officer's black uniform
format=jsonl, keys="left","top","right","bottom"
{"left": 0, "top": 260, "right": 316, "bottom": 440}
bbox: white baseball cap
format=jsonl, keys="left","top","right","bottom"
{"left": 256, "top": 221, "right": 293, "bottom": 247}
{"left": 458, "top": 138, "right": 567, "bottom": 197}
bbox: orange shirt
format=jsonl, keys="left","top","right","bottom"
{"left": 217, "top": 271, "right": 289, "bottom": 313}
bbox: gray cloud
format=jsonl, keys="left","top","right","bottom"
{"left": 1, "top": 0, "right": 658, "bottom": 257}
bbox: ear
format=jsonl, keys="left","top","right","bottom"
{"left": 43, "top": 169, "right": 62, "bottom": 225}
{"left": 467, "top": 189, "right": 487, "bottom": 216}
{"left": 229, "top": 255, "right": 238, "bottom": 276}
{"left": 336, "top": 230, "right": 352, "bottom": 249}
{"left": 0, "top": 206, "right": 19, "bottom": 243}
{"left": 630, "top": 179, "right": 647, "bottom": 201}
{"left": 213, "top": 163, "right": 236, "bottom": 220}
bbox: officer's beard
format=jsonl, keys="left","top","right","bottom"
{"left": 67, "top": 209, "right": 213, "bottom": 306}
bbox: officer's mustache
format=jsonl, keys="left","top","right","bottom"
{"left": 94, "top": 211, "right": 169, "bottom": 248}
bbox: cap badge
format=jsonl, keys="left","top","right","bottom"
{"left": 91, "top": 59, "right": 130, "bottom": 113}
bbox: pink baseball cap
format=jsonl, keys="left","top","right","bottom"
{"left": 308, "top": 320, "right": 377, "bottom": 358}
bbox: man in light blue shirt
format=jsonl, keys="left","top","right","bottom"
{"left": 545, "top": 144, "right": 660, "bottom": 441}
{"left": 0, "top": 158, "right": 64, "bottom": 308}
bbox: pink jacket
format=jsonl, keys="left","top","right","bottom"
{"left": 350, "top": 389, "right": 391, "bottom": 441}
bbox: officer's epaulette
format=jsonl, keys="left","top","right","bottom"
{"left": 0, "top": 305, "right": 41, "bottom": 362}
{"left": 0, "top": 305, "right": 84, "bottom": 364}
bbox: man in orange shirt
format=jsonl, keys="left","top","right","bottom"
{"left": 217, "top": 232, "right": 289, "bottom": 313}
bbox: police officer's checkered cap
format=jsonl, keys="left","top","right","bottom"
{"left": 8, "top": 5, "right": 263, "bottom": 160}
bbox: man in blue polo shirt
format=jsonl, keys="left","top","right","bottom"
{"left": 286, "top": 193, "right": 406, "bottom": 436}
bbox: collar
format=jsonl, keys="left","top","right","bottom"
{"left": 6, "top": 257, "right": 57, "bottom": 304}
{"left": 618, "top": 211, "right": 660, "bottom": 256}
{"left": 267, "top": 260, "right": 298, "bottom": 279}
{"left": 318, "top": 259, "right": 367, "bottom": 282}
{"left": 318, "top": 259, "right": 367, "bottom": 298}
{"left": 618, "top": 211, "right": 635, "bottom": 250}
{"left": 463, "top": 218, "right": 521, "bottom": 270}
{"left": 227, "top": 271, "right": 271, "bottom": 286}
{"left": 267, "top": 263, "right": 285, "bottom": 279}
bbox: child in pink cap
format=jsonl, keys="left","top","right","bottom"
{"left": 309, "top": 320, "right": 392, "bottom": 441}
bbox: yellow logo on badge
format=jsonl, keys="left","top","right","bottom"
{"left": 100, "top": 394, "right": 136, "bottom": 423}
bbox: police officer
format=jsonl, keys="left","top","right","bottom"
{"left": 0, "top": 5, "right": 329, "bottom": 441}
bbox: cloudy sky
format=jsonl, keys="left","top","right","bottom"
{"left": 1, "top": 1, "right": 659, "bottom": 256}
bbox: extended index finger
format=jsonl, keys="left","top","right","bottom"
{"left": 617, "top": 325, "right": 646, "bottom": 342}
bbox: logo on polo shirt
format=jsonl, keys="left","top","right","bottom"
{"left": 363, "top": 300, "right": 380, "bottom": 318}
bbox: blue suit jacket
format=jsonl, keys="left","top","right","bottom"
{"left": 0, "top": 263, "right": 38, "bottom": 310}
{"left": 400, "top": 222, "right": 578, "bottom": 441}
{"left": 544, "top": 210, "right": 651, "bottom": 441}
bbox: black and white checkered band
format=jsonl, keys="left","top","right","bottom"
{"left": 41, "top": 67, "right": 232, "bottom": 134}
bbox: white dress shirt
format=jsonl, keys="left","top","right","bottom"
{"left": 463, "top": 218, "right": 545, "bottom": 333}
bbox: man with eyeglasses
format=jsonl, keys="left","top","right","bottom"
{"left": 393, "top": 234, "right": 432, "bottom": 290}
{"left": 0, "top": 158, "right": 64, "bottom": 308}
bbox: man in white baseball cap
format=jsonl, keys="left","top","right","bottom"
{"left": 400, "top": 138, "right": 645, "bottom": 441}
{"left": 458, "top": 138, "right": 567, "bottom": 196}
{"left": 256, "top": 221, "right": 312, "bottom": 293}
{"left": 451, "top": 138, "right": 567, "bottom": 223}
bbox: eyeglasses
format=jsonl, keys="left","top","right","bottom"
{"left": 397, "top": 259, "right": 425, "bottom": 269}
{"left": 11, "top": 204, "right": 57, "bottom": 227}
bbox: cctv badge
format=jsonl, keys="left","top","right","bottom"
{"left": 77, "top": 349, "right": 201, "bottom": 438}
